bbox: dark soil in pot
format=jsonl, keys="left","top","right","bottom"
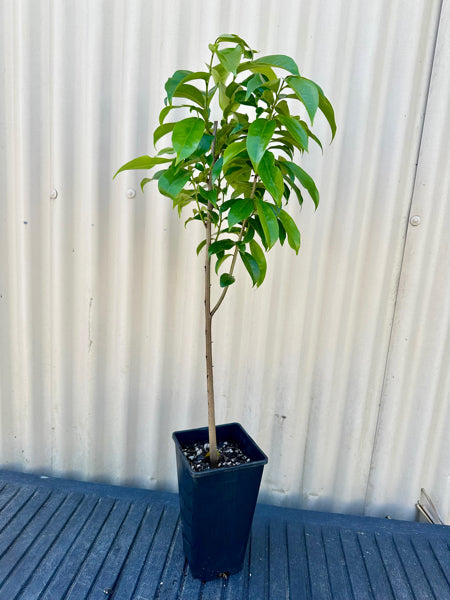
{"left": 180, "top": 440, "right": 251, "bottom": 472}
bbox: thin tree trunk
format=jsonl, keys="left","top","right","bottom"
{"left": 205, "top": 122, "right": 218, "bottom": 467}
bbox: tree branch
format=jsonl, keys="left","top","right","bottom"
{"left": 210, "top": 175, "right": 259, "bottom": 318}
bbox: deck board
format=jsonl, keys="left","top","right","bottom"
{"left": 0, "top": 470, "right": 448, "bottom": 599}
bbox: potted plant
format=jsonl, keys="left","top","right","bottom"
{"left": 114, "top": 33, "right": 335, "bottom": 580}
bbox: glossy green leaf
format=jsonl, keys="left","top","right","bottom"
{"left": 196, "top": 239, "right": 206, "bottom": 255}
{"left": 158, "top": 165, "right": 191, "bottom": 199}
{"left": 223, "top": 141, "right": 247, "bottom": 167}
{"left": 242, "top": 226, "right": 255, "bottom": 243}
{"left": 245, "top": 73, "right": 265, "bottom": 100}
{"left": 255, "top": 198, "right": 279, "bottom": 249}
{"left": 300, "top": 121, "right": 323, "bottom": 152}
{"left": 238, "top": 54, "right": 299, "bottom": 75}
{"left": 190, "top": 134, "right": 213, "bottom": 160}
{"left": 215, "top": 34, "right": 252, "bottom": 55}
{"left": 154, "top": 122, "right": 176, "bottom": 146}
{"left": 240, "top": 251, "right": 260, "bottom": 286}
{"left": 278, "top": 209, "right": 301, "bottom": 253}
{"left": 211, "top": 63, "right": 229, "bottom": 84}
{"left": 165, "top": 70, "right": 192, "bottom": 103}
{"left": 217, "top": 45, "right": 242, "bottom": 75}
{"left": 140, "top": 178, "right": 152, "bottom": 192}
{"left": 278, "top": 219, "right": 286, "bottom": 245}
{"left": 279, "top": 160, "right": 319, "bottom": 208}
{"left": 172, "top": 84, "right": 206, "bottom": 108}
{"left": 198, "top": 187, "right": 218, "bottom": 208}
{"left": 220, "top": 273, "right": 236, "bottom": 288}
{"left": 211, "top": 156, "right": 223, "bottom": 183}
{"left": 172, "top": 118, "right": 205, "bottom": 164}
{"left": 246, "top": 119, "right": 276, "bottom": 172}
{"left": 318, "top": 89, "right": 337, "bottom": 140}
{"left": 233, "top": 90, "right": 258, "bottom": 108}
{"left": 249, "top": 240, "right": 267, "bottom": 286}
{"left": 215, "top": 253, "right": 232, "bottom": 274}
{"left": 288, "top": 179, "right": 304, "bottom": 207}
{"left": 159, "top": 105, "right": 172, "bottom": 124}
{"left": 277, "top": 115, "right": 309, "bottom": 151}
{"left": 275, "top": 100, "right": 290, "bottom": 116}
{"left": 113, "top": 155, "right": 173, "bottom": 179}
{"left": 227, "top": 198, "right": 254, "bottom": 228}
{"left": 159, "top": 103, "right": 204, "bottom": 125}
{"left": 208, "top": 239, "right": 235, "bottom": 256}
{"left": 258, "top": 151, "right": 284, "bottom": 205}
{"left": 287, "top": 76, "right": 319, "bottom": 123}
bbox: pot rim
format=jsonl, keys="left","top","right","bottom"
{"left": 172, "top": 421, "right": 268, "bottom": 477}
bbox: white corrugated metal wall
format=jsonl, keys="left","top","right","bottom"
{"left": 0, "top": 0, "right": 448, "bottom": 522}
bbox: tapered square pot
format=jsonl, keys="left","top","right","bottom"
{"left": 172, "top": 422, "right": 268, "bottom": 580}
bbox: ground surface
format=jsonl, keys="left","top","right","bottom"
{"left": 0, "top": 470, "right": 449, "bottom": 599}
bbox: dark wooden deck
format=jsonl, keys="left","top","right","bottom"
{"left": 0, "top": 470, "right": 449, "bottom": 599}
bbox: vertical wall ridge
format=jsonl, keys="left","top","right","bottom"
{"left": 0, "top": 0, "right": 447, "bottom": 521}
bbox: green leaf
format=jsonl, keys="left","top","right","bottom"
{"left": 239, "top": 251, "right": 260, "bottom": 286}
{"left": 227, "top": 198, "right": 254, "bottom": 228}
{"left": 220, "top": 273, "right": 236, "bottom": 288}
{"left": 217, "top": 45, "right": 242, "bottom": 75}
{"left": 299, "top": 121, "right": 323, "bottom": 152}
{"left": 154, "top": 122, "right": 176, "bottom": 146}
{"left": 243, "top": 226, "right": 255, "bottom": 243}
{"left": 165, "top": 70, "right": 192, "bottom": 103}
{"left": 208, "top": 239, "right": 235, "bottom": 256}
{"left": 113, "top": 155, "right": 173, "bottom": 178}
{"left": 249, "top": 240, "right": 267, "bottom": 286}
{"left": 275, "top": 99, "right": 290, "bottom": 116}
{"left": 278, "top": 209, "right": 301, "bottom": 253}
{"left": 258, "top": 151, "right": 284, "bottom": 205}
{"left": 159, "top": 105, "right": 172, "bottom": 124}
{"left": 278, "top": 219, "right": 286, "bottom": 245}
{"left": 172, "top": 84, "right": 206, "bottom": 108}
{"left": 211, "top": 63, "right": 229, "bottom": 85}
{"left": 158, "top": 165, "right": 191, "bottom": 199}
{"left": 255, "top": 198, "right": 279, "bottom": 249}
{"left": 223, "top": 141, "right": 247, "bottom": 167}
{"left": 245, "top": 73, "right": 266, "bottom": 100}
{"left": 277, "top": 115, "right": 309, "bottom": 151}
{"left": 246, "top": 119, "right": 276, "bottom": 172}
{"left": 198, "top": 187, "right": 218, "bottom": 208}
{"left": 238, "top": 54, "right": 299, "bottom": 75}
{"left": 159, "top": 103, "right": 205, "bottom": 124}
{"left": 279, "top": 160, "right": 319, "bottom": 208}
{"left": 215, "top": 253, "right": 232, "bottom": 274}
{"left": 196, "top": 239, "right": 206, "bottom": 255}
{"left": 234, "top": 89, "right": 257, "bottom": 108}
{"left": 172, "top": 117, "right": 205, "bottom": 164}
{"left": 140, "top": 178, "right": 152, "bottom": 192}
{"left": 287, "top": 76, "right": 319, "bottom": 123}
{"left": 288, "top": 179, "right": 304, "bottom": 207}
{"left": 215, "top": 34, "right": 252, "bottom": 55}
{"left": 318, "top": 89, "right": 337, "bottom": 140}
{"left": 190, "top": 133, "right": 213, "bottom": 160}
{"left": 211, "top": 156, "right": 223, "bottom": 183}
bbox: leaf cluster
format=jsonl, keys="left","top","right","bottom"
{"left": 114, "top": 34, "right": 336, "bottom": 289}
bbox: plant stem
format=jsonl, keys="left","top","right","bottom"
{"left": 205, "top": 122, "right": 218, "bottom": 467}
{"left": 210, "top": 175, "right": 259, "bottom": 318}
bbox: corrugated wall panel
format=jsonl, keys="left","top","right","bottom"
{"left": 366, "top": 0, "right": 450, "bottom": 521}
{"left": 0, "top": 0, "right": 448, "bottom": 521}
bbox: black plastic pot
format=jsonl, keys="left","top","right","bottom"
{"left": 172, "top": 422, "right": 268, "bottom": 580}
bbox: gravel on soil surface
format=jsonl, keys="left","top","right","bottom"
{"left": 181, "top": 440, "right": 251, "bottom": 472}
